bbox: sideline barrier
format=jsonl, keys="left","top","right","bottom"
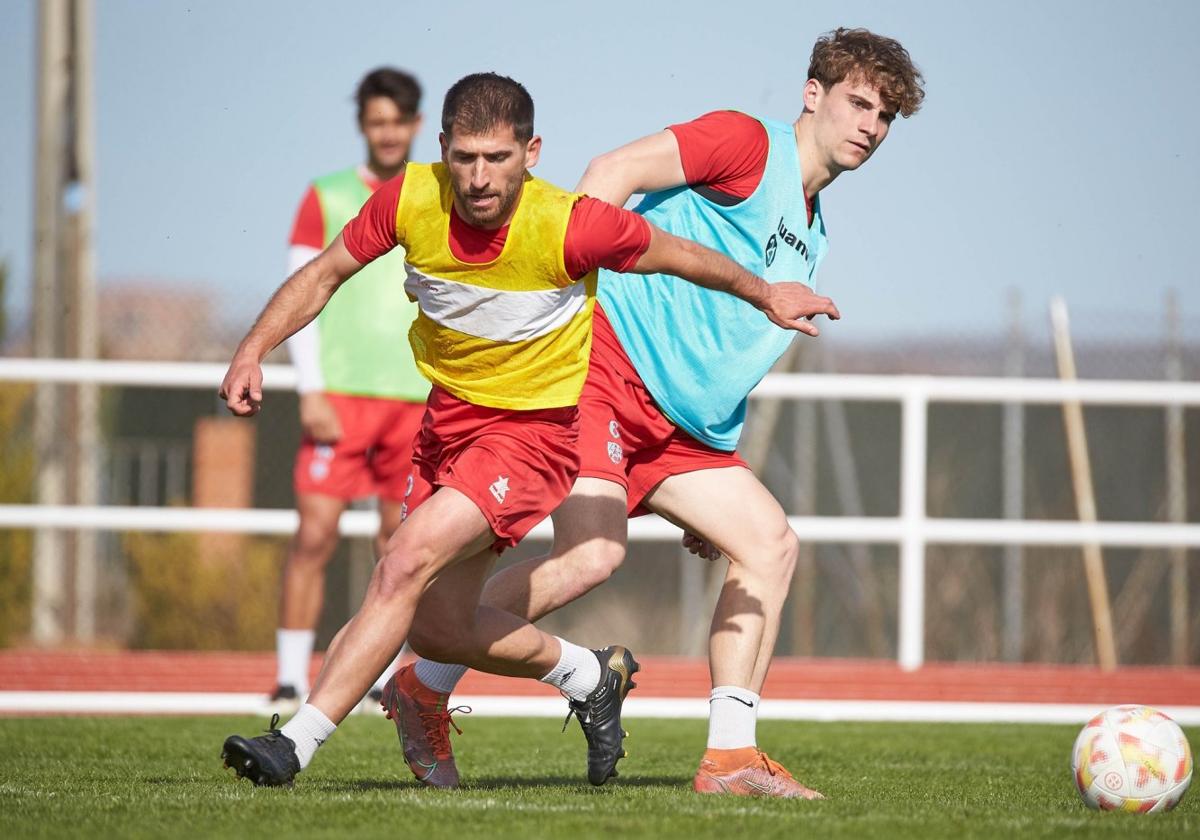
{"left": 4, "top": 358, "right": 1200, "bottom": 670}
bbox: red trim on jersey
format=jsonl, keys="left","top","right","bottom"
{"left": 289, "top": 169, "right": 386, "bottom": 249}
{"left": 341, "top": 174, "right": 650, "bottom": 278}
{"left": 669, "top": 110, "right": 814, "bottom": 226}
{"left": 288, "top": 186, "right": 325, "bottom": 249}
{"left": 668, "top": 111, "right": 769, "bottom": 201}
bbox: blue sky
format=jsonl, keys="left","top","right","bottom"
{"left": 1, "top": 0, "right": 1198, "bottom": 345}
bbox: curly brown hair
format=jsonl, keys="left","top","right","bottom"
{"left": 808, "top": 28, "right": 925, "bottom": 117}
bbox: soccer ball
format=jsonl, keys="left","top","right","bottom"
{"left": 1071, "top": 704, "right": 1192, "bottom": 812}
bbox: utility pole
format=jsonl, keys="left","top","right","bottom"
{"left": 31, "top": 0, "right": 98, "bottom": 644}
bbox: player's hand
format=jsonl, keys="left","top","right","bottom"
{"left": 682, "top": 531, "right": 722, "bottom": 561}
{"left": 219, "top": 354, "right": 264, "bottom": 416}
{"left": 300, "top": 392, "right": 343, "bottom": 443}
{"left": 759, "top": 282, "right": 840, "bottom": 336}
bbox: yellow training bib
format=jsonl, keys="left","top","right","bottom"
{"left": 396, "top": 163, "right": 597, "bottom": 410}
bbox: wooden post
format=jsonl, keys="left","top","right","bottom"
{"left": 1049, "top": 297, "right": 1117, "bottom": 670}
{"left": 1002, "top": 288, "right": 1025, "bottom": 661}
{"left": 1164, "top": 289, "right": 1188, "bottom": 666}
{"left": 790, "top": 343, "right": 817, "bottom": 657}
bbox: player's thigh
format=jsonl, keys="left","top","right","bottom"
{"left": 379, "top": 485, "right": 495, "bottom": 585}
{"left": 550, "top": 476, "right": 629, "bottom": 555}
{"left": 642, "top": 466, "right": 795, "bottom": 565}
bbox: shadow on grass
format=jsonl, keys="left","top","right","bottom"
{"left": 315, "top": 775, "right": 685, "bottom": 793}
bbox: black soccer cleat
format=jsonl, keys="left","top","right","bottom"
{"left": 562, "top": 645, "right": 640, "bottom": 786}
{"left": 221, "top": 713, "right": 301, "bottom": 787}
{"left": 269, "top": 685, "right": 299, "bottom": 702}
{"left": 367, "top": 687, "right": 384, "bottom": 704}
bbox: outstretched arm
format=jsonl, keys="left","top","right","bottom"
{"left": 219, "top": 235, "right": 363, "bottom": 416}
{"left": 628, "top": 224, "right": 840, "bottom": 336}
{"left": 575, "top": 130, "right": 686, "bottom": 207}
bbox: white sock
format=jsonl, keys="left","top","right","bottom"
{"left": 414, "top": 658, "right": 469, "bottom": 694}
{"left": 280, "top": 703, "right": 336, "bottom": 770}
{"left": 540, "top": 637, "right": 601, "bottom": 701}
{"left": 707, "top": 685, "right": 759, "bottom": 749}
{"left": 276, "top": 629, "right": 315, "bottom": 694}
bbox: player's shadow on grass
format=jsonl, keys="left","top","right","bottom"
{"left": 466, "top": 774, "right": 682, "bottom": 790}
{"left": 318, "top": 775, "right": 683, "bottom": 793}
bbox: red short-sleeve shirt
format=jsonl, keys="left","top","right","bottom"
{"left": 669, "top": 110, "right": 812, "bottom": 223}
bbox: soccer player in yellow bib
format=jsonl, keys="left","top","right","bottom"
{"left": 218, "top": 72, "right": 839, "bottom": 789}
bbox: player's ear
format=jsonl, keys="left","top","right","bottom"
{"left": 439, "top": 132, "right": 450, "bottom": 162}
{"left": 802, "top": 78, "right": 823, "bottom": 114}
{"left": 525, "top": 135, "right": 542, "bottom": 169}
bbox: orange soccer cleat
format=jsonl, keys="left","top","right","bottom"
{"left": 693, "top": 747, "right": 824, "bottom": 799}
{"left": 380, "top": 663, "right": 471, "bottom": 789}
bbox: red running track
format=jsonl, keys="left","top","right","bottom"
{"left": 2, "top": 650, "right": 1199, "bottom": 706}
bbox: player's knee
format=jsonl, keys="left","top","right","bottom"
{"left": 576, "top": 540, "right": 625, "bottom": 589}
{"left": 291, "top": 518, "right": 338, "bottom": 565}
{"left": 373, "top": 542, "right": 437, "bottom": 600}
{"left": 735, "top": 523, "right": 799, "bottom": 583}
{"left": 777, "top": 528, "right": 801, "bottom": 581}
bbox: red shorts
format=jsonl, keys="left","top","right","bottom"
{"left": 402, "top": 386, "right": 580, "bottom": 553}
{"left": 293, "top": 393, "right": 425, "bottom": 502}
{"left": 579, "top": 305, "right": 748, "bottom": 516}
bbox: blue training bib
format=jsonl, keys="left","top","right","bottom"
{"left": 598, "top": 117, "right": 828, "bottom": 451}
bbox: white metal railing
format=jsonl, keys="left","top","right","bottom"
{"left": 3, "top": 357, "right": 1200, "bottom": 670}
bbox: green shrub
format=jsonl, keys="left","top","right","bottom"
{"left": 0, "top": 382, "right": 34, "bottom": 647}
{"left": 125, "top": 531, "right": 284, "bottom": 650}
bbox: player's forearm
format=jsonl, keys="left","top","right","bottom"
{"left": 235, "top": 259, "right": 343, "bottom": 363}
{"left": 632, "top": 227, "right": 769, "bottom": 309}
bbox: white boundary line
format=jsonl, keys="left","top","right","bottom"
{"left": 2, "top": 692, "right": 1198, "bottom": 725}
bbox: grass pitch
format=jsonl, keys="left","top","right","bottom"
{"left": 0, "top": 715, "right": 1195, "bottom": 839}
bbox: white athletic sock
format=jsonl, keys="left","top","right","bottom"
{"left": 414, "top": 658, "right": 469, "bottom": 694}
{"left": 276, "top": 629, "right": 315, "bottom": 694}
{"left": 540, "top": 637, "right": 602, "bottom": 702}
{"left": 707, "top": 685, "right": 759, "bottom": 750}
{"left": 280, "top": 703, "right": 336, "bottom": 770}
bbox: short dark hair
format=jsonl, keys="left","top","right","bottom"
{"left": 355, "top": 67, "right": 422, "bottom": 121}
{"left": 441, "top": 73, "right": 534, "bottom": 142}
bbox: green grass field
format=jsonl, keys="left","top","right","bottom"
{"left": 0, "top": 715, "right": 1195, "bottom": 838}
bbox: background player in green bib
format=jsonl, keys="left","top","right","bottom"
{"left": 273, "top": 68, "right": 429, "bottom": 708}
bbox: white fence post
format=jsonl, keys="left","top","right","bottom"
{"left": 898, "top": 385, "right": 929, "bottom": 671}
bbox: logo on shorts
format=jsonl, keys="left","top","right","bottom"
{"left": 606, "top": 441, "right": 623, "bottom": 464}
{"left": 400, "top": 502, "right": 409, "bottom": 521}
{"left": 489, "top": 475, "right": 510, "bottom": 504}
{"left": 309, "top": 445, "right": 334, "bottom": 481}
{"left": 608, "top": 420, "right": 621, "bottom": 440}
{"left": 404, "top": 474, "right": 415, "bottom": 498}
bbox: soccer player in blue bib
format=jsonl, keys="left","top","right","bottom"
{"left": 401, "top": 28, "right": 924, "bottom": 797}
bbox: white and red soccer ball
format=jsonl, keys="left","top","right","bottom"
{"left": 1071, "top": 704, "right": 1192, "bottom": 813}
